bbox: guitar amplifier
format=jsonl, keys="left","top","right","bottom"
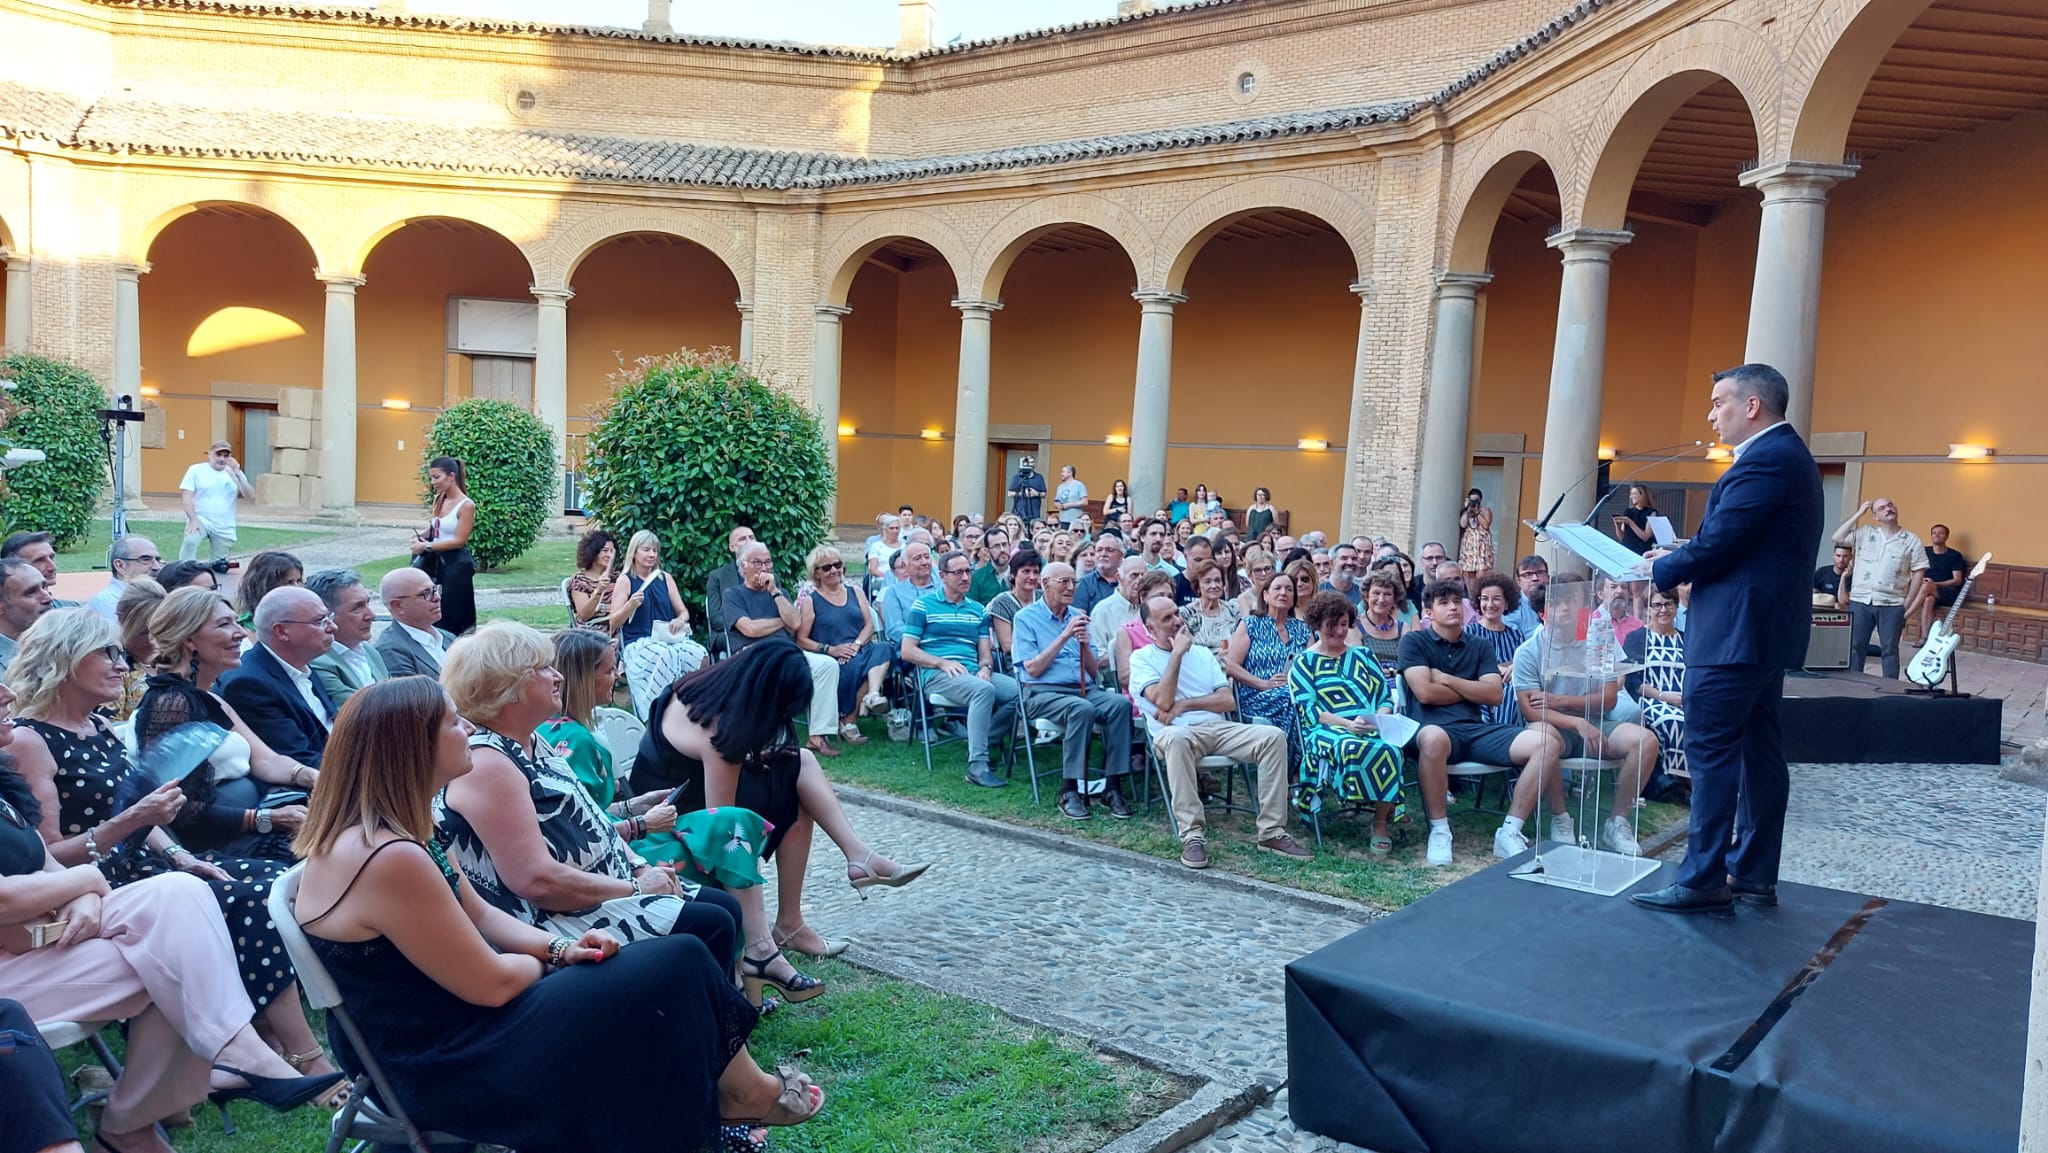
{"left": 1805, "top": 610, "right": 1851, "bottom": 670}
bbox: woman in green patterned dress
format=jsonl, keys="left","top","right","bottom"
{"left": 1290, "top": 591, "right": 1405, "bottom": 856}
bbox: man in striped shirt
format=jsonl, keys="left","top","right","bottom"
{"left": 901, "top": 552, "right": 1018, "bottom": 789}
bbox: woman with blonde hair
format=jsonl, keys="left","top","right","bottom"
{"left": 611, "top": 529, "right": 707, "bottom": 720}
{"left": 1236, "top": 546, "right": 1278, "bottom": 616}
{"left": 109, "top": 577, "right": 165, "bottom": 721}
{"left": 6, "top": 608, "right": 346, "bottom": 1104}
{"left": 1284, "top": 558, "right": 1320, "bottom": 623}
{"left": 294, "top": 676, "right": 821, "bottom": 1153}
{"left": 795, "top": 544, "right": 889, "bottom": 744}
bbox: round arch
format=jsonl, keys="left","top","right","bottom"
{"left": 0, "top": 213, "right": 16, "bottom": 253}
{"left": 551, "top": 209, "right": 751, "bottom": 292}
{"left": 1443, "top": 109, "right": 1577, "bottom": 274}
{"left": 344, "top": 198, "right": 541, "bottom": 280}
{"left": 1574, "top": 25, "right": 1778, "bottom": 230}
{"left": 131, "top": 194, "right": 330, "bottom": 271}
{"left": 1786, "top": 0, "right": 1936, "bottom": 164}
{"left": 970, "top": 193, "right": 1152, "bottom": 301}
{"left": 1155, "top": 176, "right": 1373, "bottom": 293}
{"left": 819, "top": 209, "right": 973, "bottom": 306}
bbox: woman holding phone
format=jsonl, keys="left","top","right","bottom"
{"left": 410, "top": 456, "right": 477, "bottom": 636}
{"left": 611, "top": 530, "right": 707, "bottom": 720}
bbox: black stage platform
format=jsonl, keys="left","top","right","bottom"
{"left": 1782, "top": 669, "right": 2002, "bottom": 763}
{"left": 1287, "top": 858, "right": 2027, "bottom": 1153}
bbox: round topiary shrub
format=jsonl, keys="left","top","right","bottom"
{"left": 422, "top": 398, "right": 557, "bottom": 571}
{"left": 0, "top": 352, "right": 110, "bottom": 548}
{"left": 583, "top": 351, "right": 834, "bottom": 619}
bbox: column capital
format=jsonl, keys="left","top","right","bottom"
{"left": 1738, "top": 160, "right": 1859, "bottom": 204}
{"left": 815, "top": 304, "right": 852, "bottom": 320}
{"left": 531, "top": 285, "right": 574, "bottom": 305}
{"left": 0, "top": 248, "right": 24, "bottom": 269}
{"left": 1349, "top": 279, "right": 1375, "bottom": 303}
{"left": 113, "top": 262, "right": 152, "bottom": 281}
{"left": 1545, "top": 228, "right": 1632, "bottom": 263}
{"left": 1132, "top": 290, "right": 1186, "bottom": 311}
{"left": 735, "top": 298, "right": 754, "bottom": 316}
{"left": 1435, "top": 272, "right": 1493, "bottom": 300}
{"left": 315, "top": 270, "right": 366, "bottom": 291}
{"left": 950, "top": 298, "right": 1003, "bottom": 317}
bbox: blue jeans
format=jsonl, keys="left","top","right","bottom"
{"left": 922, "top": 669, "right": 1019, "bottom": 771}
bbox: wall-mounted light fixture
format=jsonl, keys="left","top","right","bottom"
{"left": 139, "top": 385, "right": 161, "bottom": 398}
{"left": 1597, "top": 445, "right": 1617, "bottom": 462}
{"left": 381, "top": 398, "right": 412, "bottom": 411}
{"left": 837, "top": 423, "right": 857, "bottom": 438}
{"left": 1704, "top": 445, "right": 1732, "bottom": 463}
{"left": 920, "top": 428, "right": 943, "bottom": 441}
{"left": 1104, "top": 434, "right": 1130, "bottom": 446}
{"left": 1948, "top": 443, "right": 1995, "bottom": 461}
{"left": 1297, "top": 438, "right": 1329, "bottom": 452}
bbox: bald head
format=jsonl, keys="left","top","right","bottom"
{"left": 727, "top": 525, "right": 757, "bottom": 557}
{"left": 380, "top": 565, "right": 442, "bottom": 630}
{"left": 1118, "top": 555, "right": 1148, "bottom": 601}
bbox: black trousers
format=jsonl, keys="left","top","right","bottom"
{"left": 0, "top": 999, "right": 76, "bottom": 1153}
{"left": 1676, "top": 663, "right": 1789, "bottom": 891}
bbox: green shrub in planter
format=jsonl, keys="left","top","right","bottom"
{"left": 0, "top": 353, "right": 110, "bottom": 548}
{"left": 422, "top": 399, "right": 557, "bottom": 571}
{"left": 583, "top": 351, "right": 833, "bottom": 621}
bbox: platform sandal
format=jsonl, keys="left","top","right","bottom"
{"left": 740, "top": 946, "right": 825, "bottom": 1006}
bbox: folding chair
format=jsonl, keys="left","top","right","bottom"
{"left": 1014, "top": 685, "right": 1106, "bottom": 805}
{"left": 1138, "top": 713, "right": 1262, "bottom": 839}
{"left": 267, "top": 866, "right": 477, "bottom": 1153}
{"left": 35, "top": 1019, "right": 123, "bottom": 1114}
{"left": 558, "top": 577, "right": 573, "bottom": 625}
{"left": 590, "top": 706, "right": 646, "bottom": 784}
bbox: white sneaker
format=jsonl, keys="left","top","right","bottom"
{"left": 1549, "top": 812, "right": 1575, "bottom": 846}
{"left": 1493, "top": 823, "right": 1530, "bottom": 859}
{"left": 1602, "top": 815, "right": 1641, "bottom": 855}
{"left": 1426, "top": 826, "right": 1454, "bottom": 867}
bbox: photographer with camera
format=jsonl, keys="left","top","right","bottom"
{"left": 179, "top": 441, "right": 254, "bottom": 563}
{"left": 1457, "top": 487, "right": 1494, "bottom": 587}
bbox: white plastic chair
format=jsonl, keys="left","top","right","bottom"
{"left": 591, "top": 706, "right": 646, "bottom": 787}
{"left": 35, "top": 1019, "right": 123, "bottom": 1113}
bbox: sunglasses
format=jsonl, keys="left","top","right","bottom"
{"left": 814, "top": 561, "right": 844, "bottom": 573}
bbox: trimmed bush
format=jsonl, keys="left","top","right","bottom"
{"left": 422, "top": 399, "right": 557, "bottom": 571}
{"left": 0, "top": 353, "right": 110, "bottom": 548}
{"left": 583, "top": 351, "right": 834, "bottom": 620}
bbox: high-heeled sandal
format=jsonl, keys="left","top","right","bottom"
{"left": 284, "top": 1047, "right": 352, "bottom": 1109}
{"left": 208, "top": 1064, "right": 349, "bottom": 1131}
{"left": 846, "top": 851, "right": 929, "bottom": 900}
{"left": 740, "top": 948, "right": 826, "bottom": 1006}
{"left": 773, "top": 920, "right": 849, "bottom": 958}
{"left": 728, "top": 1050, "right": 826, "bottom": 1129}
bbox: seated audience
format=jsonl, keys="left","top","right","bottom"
{"left": 1595, "top": 575, "right": 1644, "bottom": 645}
{"left": 1074, "top": 537, "right": 1124, "bottom": 613}
{"left": 795, "top": 545, "right": 890, "bottom": 743}
{"left": 704, "top": 526, "right": 756, "bottom": 661}
{"left": 969, "top": 526, "right": 1012, "bottom": 605}
{"left": 1235, "top": 547, "right": 1278, "bottom": 617}
{"left": 1088, "top": 555, "right": 1151, "bottom": 657}
{"left": 1813, "top": 542, "right": 1853, "bottom": 609}
{"left": 233, "top": 550, "right": 304, "bottom": 633}
{"left": 902, "top": 552, "right": 1019, "bottom": 789}
{"left": 1171, "top": 535, "right": 1214, "bottom": 603}
{"left": 1179, "top": 559, "right": 1244, "bottom": 655}
{"left": 1289, "top": 591, "right": 1402, "bottom": 853}
{"left": 1211, "top": 536, "right": 1246, "bottom": 602}
{"left": 1463, "top": 572, "right": 1526, "bottom": 724}
{"left": 536, "top": 628, "right": 680, "bottom": 861}
{"left": 1133, "top": 596, "right": 1306, "bottom": 869}
{"left": 567, "top": 529, "right": 618, "bottom": 633}
{"left": 1284, "top": 559, "right": 1319, "bottom": 623}
{"left": 985, "top": 549, "right": 1042, "bottom": 675}
{"left": 634, "top": 641, "right": 929, "bottom": 980}
{"left": 1505, "top": 555, "right": 1547, "bottom": 636}
{"left": 1013, "top": 562, "right": 1134, "bottom": 818}
{"left": 1509, "top": 579, "right": 1657, "bottom": 856}
{"left": 1356, "top": 570, "right": 1407, "bottom": 678}
{"left": 156, "top": 558, "right": 221, "bottom": 592}
{"left": 0, "top": 557, "right": 54, "bottom": 668}
{"left": 85, "top": 535, "right": 163, "bottom": 622}
{"left": 217, "top": 587, "right": 338, "bottom": 769}
{"left": 726, "top": 542, "right": 841, "bottom": 758}
{"left": 294, "top": 676, "right": 821, "bottom": 1153}
{"left": 1, "top": 531, "right": 78, "bottom": 608}
{"left": 108, "top": 578, "right": 165, "bottom": 721}
{"left": 306, "top": 569, "right": 386, "bottom": 711}
{"left": 1109, "top": 570, "right": 1178, "bottom": 688}
{"left": 375, "top": 566, "right": 456, "bottom": 679}
{"left": 133, "top": 586, "right": 320, "bottom": 862}
{"left": 615, "top": 530, "right": 708, "bottom": 721}
{"left": 880, "top": 541, "right": 936, "bottom": 649}
{"left": 1623, "top": 585, "right": 1690, "bottom": 800}
{"left": 1399, "top": 580, "right": 1565, "bottom": 867}
{"left": 1224, "top": 573, "right": 1310, "bottom": 756}
{"left": 1320, "top": 543, "right": 1364, "bottom": 610}
{"left": 6, "top": 609, "right": 345, "bottom": 1104}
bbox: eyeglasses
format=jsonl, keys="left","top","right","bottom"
{"left": 93, "top": 643, "right": 129, "bottom": 667}
{"left": 280, "top": 613, "right": 336, "bottom": 629}
{"left": 1042, "top": 576, "right": 1076, "bottom": 586}
{"left": 942, "top": 566, "right": 972, "bottom": 577}
{"left": 120, "top": 554, "right": 162, "bottom": 566}
{"left": 390, "top": 588, "right": 441, "bottom": 603}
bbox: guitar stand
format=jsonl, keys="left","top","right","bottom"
{"left": 1905, "top": 651, "right": 1969, "bottom": 698}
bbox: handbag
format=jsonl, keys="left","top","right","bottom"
{"left": 411, "top": 521, "right": 444, "bottom": 581}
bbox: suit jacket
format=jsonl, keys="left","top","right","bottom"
{"left": 217, "top": 643, "right": 334, "bottom": 768}
{"left": 375, "top": 623, "right": 456, "bottom": 680}
{"left": 1651, "top": 424, "right": 1823, "bottom": 669}
{"left": 309, "top": 643, "right": 389, "bottom": 712}
{"left": 704, "top": 562, "right": 742, "bottom": 653}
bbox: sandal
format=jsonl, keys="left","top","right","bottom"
{"left": 838, "top": 722, "right": 868, "bottom": 745}
{"left": 729, "top": 1050, "right": 826, "bottom": 1129}
{"left": 284, "top": 1048, "right": 353, "bottom": 1110}
{"left": 1369, "top": 833, "right": 1393, "bottom": 857}
{"left": 862, "top": 691, "right": 889, "bottom": 716}
{"left": 773, "top": 921, "right": 850, "bottom": 958}
{"left": 720, "top": 1123, "right": 770, "bottom": 1152}
{"left": 740, "top": 946, "right": 826, "bottom": 1006}
{"left": 846, "top": 851, "right": 930, "bottom": 900}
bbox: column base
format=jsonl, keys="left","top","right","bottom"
{"left": 312, "top": 506, "right": 364, "bottom": 527}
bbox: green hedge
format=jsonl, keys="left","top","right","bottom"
{"left": 583, "top": 351, "right": 834, "bottom": 621}
{"left": 0, "top": 353, "right": 110, "bottom": 548}
{"left": 423, "top": 399, "right": 557, "bottom": 571}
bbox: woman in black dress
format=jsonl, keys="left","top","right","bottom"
{"left": 1613, "top": 483, "right": 1660, "bottom": 556}
{"left": 295, "top": 676, "right": 821, "bottom": 1153}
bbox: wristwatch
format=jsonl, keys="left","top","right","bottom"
{"left": 254, "top": 809, "right": 273, "bottom": 835}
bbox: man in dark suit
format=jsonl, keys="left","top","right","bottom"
{"left": 217, "top": 586, "right": 337, "bottom": 769}
{"left": 375, "top": 566, "right": 456, "bottom": 679}
{"left": 1631, "top": 363, "right": 1823, "bottom": 914}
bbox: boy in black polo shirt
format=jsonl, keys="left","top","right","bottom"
{"left": 1398, "top": 581, "right": 1566, "bottom": 866}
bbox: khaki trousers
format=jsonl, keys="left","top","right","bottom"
{"left": 1150, "top": 720, "right": 1289, "bottom": 842}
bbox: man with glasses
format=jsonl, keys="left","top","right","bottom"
{"left": 902, "top": 552, "right": 1018, "bottom": 789}
{"left": 307, "top": 568, "right": 387, "bottom": 709}
{"left": 969, "top": 526, "right": 1011, "bottom": 605}
{"left": 218, "top": 586, "right": 338, "bottom": 768}
{"left": 1013, "top": 561, "right": 1134, "bottom": 819}
{"left": 704, "top": 525, "right": 757, "bottom": 661}
{"left": 376, "top": 566, "right": 455, "bottom": 678}
{"left": 726, "top": 541, "right": 844, "bottom": 757}
{"left": 1505, "top": 554, "right": 1548, "bottom": 636}
{"left": 881, "top": 541, "right": 937, "bottom": 649}
{"left": 85, "top": 534, "right": 163, "bottom": 622}
{"left": 178, "top": 440, "right": 255, "bottom": 561}
{"left": 1075, "top": 536, "right": 1124, "bottom": 614}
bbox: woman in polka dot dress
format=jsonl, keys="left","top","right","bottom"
{"left": 4, "top": 608, "right": 348, "bottom": 1103}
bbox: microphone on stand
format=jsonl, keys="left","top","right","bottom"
{"left": 1581, "top": 442, "right": 1711, "bottom": 527}
{"left": 1532, "top": 440, "right": 1704, "bottom": 536}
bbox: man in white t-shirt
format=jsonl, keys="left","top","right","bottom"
{"left": 179, "top": 442, "right": 255, "bottom": 561}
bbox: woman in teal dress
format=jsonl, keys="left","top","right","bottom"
{"left": 1290, "top": 591, "right": 1404, "bottom": 855}
{"left": 537, "top": 628, "right": 686, "bottom": 863}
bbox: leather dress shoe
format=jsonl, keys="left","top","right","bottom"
{"left": 1058, "top": 791, "right": 1090, "bottom": 820}
{"left": 1630, "top": 882, "right": 1734, "bottom": 914}
{"left": 964, "top": 764, "right": 1008, "bottom": 789}
{"left": 1105, "top": 784, "right": 1133, "bottom": 820}
{"left": 1730, "top": 880, "right": 1779, "bottom": 906}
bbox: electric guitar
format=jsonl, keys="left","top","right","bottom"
{"left": 1903, "top": 552, "right": 1991, "bottom": 688}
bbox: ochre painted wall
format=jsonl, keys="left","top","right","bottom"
{"left": 138, "top": 211, "right": 323, "bottom": 492}
{"left": 565, "top": 238, "right": 742, "bottom": 426}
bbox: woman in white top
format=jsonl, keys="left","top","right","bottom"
{"left": 411, "top": 455, "right": 478, "bottom": 635}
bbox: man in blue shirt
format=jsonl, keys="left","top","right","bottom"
{"left": 1007, "top": 456, "right": 1047, "bottom": 522}
{"left": 881, "top": 541, "right": 936, "bottom": 649}
{"left": 1012, "top": 561, "right": 1134, "bottom": 820}
{"left": 901, "top": 551, "right": 1017, "bottom": 789}
{"left": 1504, "top": 554, "right": 1547, "bottom": 637}
{"left": 1074, "top": 536, "right": 1124, "bottom": 613}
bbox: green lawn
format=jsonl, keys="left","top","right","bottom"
{"left": 820, "top": 718, "right": 1684, "bottom": 911}
{"left": 358, "top": 537, "right": 579, "bottom": 591}
{"left": 478, "top": 603, "right": 577, "bottom": 629}
{"left": 54, "top": 520, "right": 332, "bottom": 572}
{"left": 57, "top": 961, "right": 1182, "bottom": 1153}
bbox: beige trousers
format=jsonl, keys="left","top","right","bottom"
{"left": 1150, "top": 720, "right": 1289, "bottom": 842}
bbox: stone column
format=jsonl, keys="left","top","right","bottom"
{"left": 1533, "top": 229, "right": 1631, "bottom": 532}
{"left": 1413, "top": 273, "right": 1492, "bottom": 553}
{"left": 736, "top": 299, "right": 754, "bottom": 364}
{"left": 315, "top": 273, "right": 365, "bottom": 524}
{"left": 1336, "top": 280, "right": 1375, "bottom": 534}
{"left": 1739, "top": 161, "right": 1856, "bottom": 438}
{"left": 1127, "top": 290, "right": 1184, "bottom": 514}
{"left": 2, "top": 251, "right": 30, "bottom": 353}
{"left": 531, "top": 286, "right": 573, "bottom": 474}
{"left": 111, "top": 263, "right": 149, "bottom": 509}
{"left": 949, "top": 298, "right": 1001, "bottom": 519}
{"left": 812, "top": 304, "right": 851, "bottom": 468}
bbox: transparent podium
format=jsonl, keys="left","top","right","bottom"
{"left": 1508, "top": 520, "right": 1662, "bottom": 897}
